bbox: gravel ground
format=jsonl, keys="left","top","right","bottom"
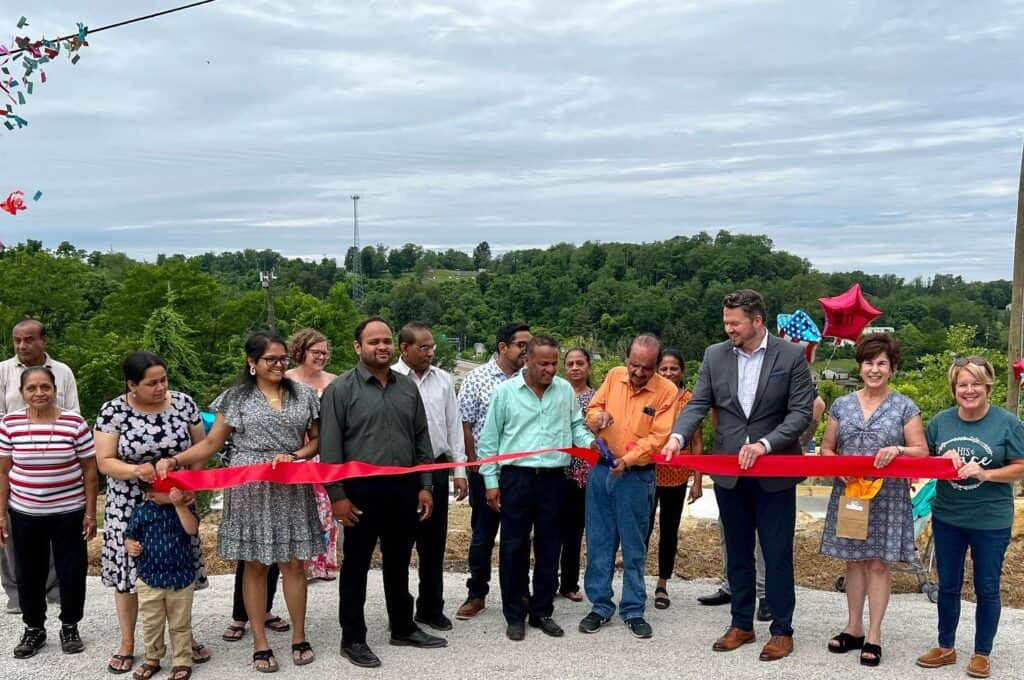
{"left": 2, "top": 572, "right": 1022, "bottom": 680}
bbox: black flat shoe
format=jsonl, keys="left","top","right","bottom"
{"left": 506, "top": 622, "right": 526, "bottom": 641}
{"left": 860, "top": 642, "right": 882, "bottom": 666}
{"left": 341, "top": 642, "right": 381, "bottom": 668}
{"left": 697, "top": 589, "right": 731, "bottom": 606}
{"left": 389, "top": 628, "right": 447, "bottom": 648}
{"left": 756, "top": 598, "right": 773, "bottom": 622}
{"left": 528, "top": 617, "right": 564, "bottom": 637}
{"left": 828, "top": 632, "right": 865, "bottom": 654}
{"left": 414, "top": 612, "right": 454, "bottom": 632}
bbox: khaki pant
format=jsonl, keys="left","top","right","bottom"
{"left": 137, "top": 579, "right": 194, "bottom": 668}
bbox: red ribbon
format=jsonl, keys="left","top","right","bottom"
{"left": 153, "top": 448, "right": 957, "bottom": 492}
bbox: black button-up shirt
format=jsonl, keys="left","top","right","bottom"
{"left": 320, "top": 362, "right": 434, "bottom": 502}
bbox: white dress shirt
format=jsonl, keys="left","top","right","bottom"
{"left": 0, "top": 353, "right": 80, "bottom": 415}
{"left": 733, "top": 329, "right": 772, "bottom": 452}
{"left": 393, "top": 358, "right": 467, "bottom": 478}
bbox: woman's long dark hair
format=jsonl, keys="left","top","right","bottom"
{"left": 564, "top": 346, "right": 593, "bottom": 388}
{"left": 235, "top": 330, "right": 296, "bottom": 398}
{"left": 123, "top": 351, "right": 166, "bottom": 397}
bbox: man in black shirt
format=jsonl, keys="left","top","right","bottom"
{"left": 320, "top": 316, "right": 446, "bottom": 668}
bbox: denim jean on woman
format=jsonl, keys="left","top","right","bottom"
{"left": 932, "top": 516, "right": 1011, "bottom": 656}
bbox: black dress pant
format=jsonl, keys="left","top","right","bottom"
{"left": 415, "top": 463, "right": 450, "bottom": 618}
{"left": 498, "top": 466, "right": 566, "bottom": 625}
{"left": 339, "top": 474, "right": 419, "bottom": 644}
{"left": 715, "top": 478, "right": 796, "bottom": 637}
{"left": 645, "top": 483, "right": 687, "bottom": 581}
{"left": 558, "top": 478, "right": 586, "bottom": 595}
{"left": 466, "top": 469, "right": 500, "bottom": 599}
{"left": 9, "top": 508, "right": 86, "bottom": 629}
{"left": 232, "top": 561, "right": 280, "bottom": 622}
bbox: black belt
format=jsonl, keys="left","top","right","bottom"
{"left": 629, "top": 464, "right": 654, "bottom": 472}
{"left": 504, "top": 465, "right": 565, "bottom": 475}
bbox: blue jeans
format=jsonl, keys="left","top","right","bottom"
{"left": 932, "top": 516, "right": 1011, "bottom": 655}
{"left": 583, "top": 463, "right": 655, "bottom": 621}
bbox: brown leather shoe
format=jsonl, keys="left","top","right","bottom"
{"left": 967, "top": 654, "right": 991, "bottom": 678}
{"left": 455, "top": 597, "right": 485, "bottom": 621}
{"left": 712, "top": 627, "right": 756, "bottom": 652}
{"left": 916, "top": 647, "right": 957, "bottom": 668}
{"left": 759, "top": 635, "right": 794, "bottom": 661}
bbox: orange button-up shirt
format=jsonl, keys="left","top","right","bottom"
{"left": 586, "top": 366, "right": 678, "bottom": 468}
{"left": 655, "top": 390, "right": 703, "bottom": 487}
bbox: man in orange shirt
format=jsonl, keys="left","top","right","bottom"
{"left": 578, "top": 334, "right": 678, "bottom": 639}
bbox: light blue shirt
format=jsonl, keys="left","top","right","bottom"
{"left": 478, "top": 372, "right": 595, "bottom": 489}
{"left": 733, "top": 329, "right": 769, "bottom": 418}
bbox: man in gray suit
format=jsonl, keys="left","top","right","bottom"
{"left": 662, "top": 289, "right": 814, "bottom": 662}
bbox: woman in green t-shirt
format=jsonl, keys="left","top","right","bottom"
{"left": 915, "top": 357, "right": 1024, "bottom": 679}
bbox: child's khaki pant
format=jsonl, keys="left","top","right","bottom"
{"left": 137, "top": 579, "right": 194, "bottom": 668}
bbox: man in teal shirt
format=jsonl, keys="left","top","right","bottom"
{"left": 478, "top": 335, "right": 595, "bottom": 641}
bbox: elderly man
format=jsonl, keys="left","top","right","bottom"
{"left": 320, "top": 316, "right": 447, "bottom": 668}
{"left": 663, "top": 289, "right": 815, "bottom": 662}
{"left": 579, "top": 333, "right": 678, "bottom": 639}
{"left": 0, "top": 319, "right": 80, "bottom": 615}
{"left": 477, "top": 336, "right": 595, "bottom": 641}
{"left": 393, "top": 322, "right": 468, "bottom": 632}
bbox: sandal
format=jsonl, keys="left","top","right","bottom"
{"left": 223, "top": 624, "right": 247, "bottom": 642}
{"left": 132, "top": 661, "right": 161, "bottom": 680}
{"left": 291, "top": 641, "right": 315, "bottom": 666}
{"left": 170, "top": 667, "right": 193, "bottom": 680}
{"left": 860, "top": 642, "right": 882, "bottom": 667}
{"left": 191, "top": 642, "right": 211, "bottom": 664}
{"left": 828, "top": 632, "right": 865, "bottom": 654}
{"left": 654, "top": 587, "right": 671, "bottom": 610}
{"left": 108, "top": 653, "right": 135, "bottom": 674}
{"left": 264, "top": 616, "right": 291, "bottom": 633}
{"left": 253, "top": 649, "right": 278, "bottom": 674}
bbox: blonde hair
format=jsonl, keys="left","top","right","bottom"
{"left": 947, "top": 357, "right": 994, "bottom": 396}
{"left": 288, "top": 328, "right": 329, "bottom": 365}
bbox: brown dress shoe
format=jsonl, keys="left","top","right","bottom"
{"left": 455, "top": 597, "right": 485, "bottom": 620}
{"left": 712, "top": 627, "right": 756, "bottom": 652}
{"left": 967, "top": 654, "right": 991, "bottom": 678}
{"left": 916, "top": 647, "right": 957, "bottom": 668}
{"left": 759, "top": 635, "right": 794, "bottom": 661}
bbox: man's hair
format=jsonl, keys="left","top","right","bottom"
{"left": 526, "top": 335, "right": 558, "bottom": 356}
{"left": 398, "top": 321, "right": 431, "bottom": 347}
{"left": 627, "top": 333, "right": 661, "bottom": 358}
{"left": 355, "top": 315, "right": 390, "bottom": 342}
{"left": 13, "top": 318, "right": 45, "bottom": 337}
{"left": 723, "top": 289, "right": 767, "bottom": 322}
{"left": 496, "top": 322, "right": 530, "bottom": 349}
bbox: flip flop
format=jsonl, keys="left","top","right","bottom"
{"left": 170, "top": 667, "right": 193, "bottom": 680}
{"left": 654, "top": 587, "right": 671, "bottom": 610}
{"left": 291, "top": 641, "right": 315, "bottom": 666}
{"left": 132, "top": 661, "right": 161, "bottom": 680}
{"left": 191, "top": 642, "right": 211, "bottom": 664}
{"left": 264, "top": 616, "right": 290, "bottom": 633}
{"left": 222, "top": 624, "right": 246, "bottom": 642}
{"left": 108, "top": 653, "right": 135, "bottom": 674}
{"left": 253, "top": 649, "right": 278, "bottom": 673}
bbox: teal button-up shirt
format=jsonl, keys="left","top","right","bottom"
{"left": 477, "top": 371, "right": 594, "bottom": 489}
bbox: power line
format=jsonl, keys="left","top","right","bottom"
{"left": 5, "top": 0, "right": 219, "bottom": 58}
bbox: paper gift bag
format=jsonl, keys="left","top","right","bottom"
{"left": 836, "top": 496, "right": 871, "bottom": 540}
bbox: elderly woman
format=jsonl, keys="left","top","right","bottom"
{"left": 157, "top": 331, "right": 323, "bottom": 672}
{"left": 645, "top": 349, "right": 703, "bottom": 610}
{"left": 818, "top": 334, "right": 927, "bottom": 667}
{"left": 0, "top": 367, "right": 97, "bottom": 659}
{"left": 285, "top": 328, "right": 338, "bottom": 582}
{"left": 558, "top": 347, "right": 595, "bottom": 602}
{"left": 95, "top": 352, "right": 211, "bottom": 675}
{"left": 915, "top": 356, "right": 1024, "bottom": 679}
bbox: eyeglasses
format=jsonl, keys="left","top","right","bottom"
{"left": 307, "top": 350, "right": 330, "bottom": 358}
{"left": 953, "top": 356, "right": 990, "bottom": 368}
{"left": 260, "top": 356, "right": 290, "bottom": 366}
{"left": 417, "top": 344, "right": 436, "bottom": 353}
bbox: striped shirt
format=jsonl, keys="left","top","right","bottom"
{"left": 0, "top": 409, "right": 95, "bottom": 515}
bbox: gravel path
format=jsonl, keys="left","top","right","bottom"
{"left": 1, "top": 572, "right": 1022, "bottom": 679}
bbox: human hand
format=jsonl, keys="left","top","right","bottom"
{"left": 0, "top": 516, "right": 8, "bottom": 548}
{"left": 136, "top": 463, "right": 156, "bottom": 483}
{"left": 82, "top": 515, "right": 97, "bottom": 541}
{"left": 737, "top": 442, "right": 766, "bottom": 470}
{"left": 124, "top": 538, "right": 142, "bottom": 557}
{"left": 661, "top": 437, "right": 682, "bottom": 462}
{"left": 687, "top": 479, "right": 703, "bottom": 504}
{"left": 331, "top": 498, "right": 362, "bottom": 527}
{"left": 155, "top": 458, "right": 176, "bottom": 479}
{"left": 874, "top": 446, "right": 901, "bottom": 468}
{"left": 610, "top": 457, "right": 627, "bottom": 477}
{"left": 593, "top": 411, "right": 614, "bottom": 431}
{"left": 168, "top": 487, "right": 188, "bottom": 506}
{"left": 485, "top": 488, "right": 501, "bottom": 512}
{"left": 941, "top": 450, "right": 964, "bottom": 468}
{"left": 957, "top": 461, "right": 989, "bottom": 482}
{"left": 453, "top": 478, "right": 469, "bottom": 501}
{"left": 271, "top": 453, "right": 295, "bottom": 469}
{"left": 418, "top": 490, "right": 434, "bottom": 521}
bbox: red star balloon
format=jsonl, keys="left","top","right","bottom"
{"left": 1012, "top": 358, "right": 1024, "bottom": 385}
{"left": 818, "top": 283, "right": 882, "bottom": 343}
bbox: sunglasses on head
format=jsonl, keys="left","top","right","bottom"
{"left": 952, "top": 356, "right": 989, "bottom": 368}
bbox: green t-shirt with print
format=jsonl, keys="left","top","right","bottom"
{"left": 926, "top": 405, "right": 1024, "bottom": 530}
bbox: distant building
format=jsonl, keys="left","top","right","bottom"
{"left": 862, "top": 326, "right": 895, "bottom": 336}
{"left": 473, "top": 342, "right": 486, "bottom": 357}
{"left": 821, "top": 368, "right": 851, "bottom": 381}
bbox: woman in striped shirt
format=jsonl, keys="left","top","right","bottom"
{"left": 0, "top": 366, "right": 98, "bottom": 659}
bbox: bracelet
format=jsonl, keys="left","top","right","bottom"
{"left": 85, "top": 515, "right": 96, "bottom": 520}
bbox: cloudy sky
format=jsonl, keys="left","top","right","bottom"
{"left": 3, "top": 0, "right": 1023, "bottom": 279}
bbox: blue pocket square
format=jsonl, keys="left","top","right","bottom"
{"left": 769, "top": 370, "right": 787, "bottom": 378}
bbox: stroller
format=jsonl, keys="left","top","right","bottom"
{"left": 835, "top": 479, "right": 938, "bottom": 603}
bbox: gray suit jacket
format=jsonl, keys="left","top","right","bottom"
{"left": 672, "top": 332, "right": 815, "bottom": 491}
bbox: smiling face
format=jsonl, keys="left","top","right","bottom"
{"left": 858, "top": 352, "right": 893, "bottom": 389}
{"left": 20, "top": 370, "right": 55, "bottom": 411}
{"left": 953, "top": 367, "right": 991, "bottom": 413}
{"left": 400, "top": 328, "right": 435, "bottom": 374}
{"left": 250, "top": 342, "right": 290, "bottom": 384}
{"left": 627, "top": 344, "right": 659, "bottom": 390}
{"left": 723, "top": 306, "right": 763, "bottom": 351}
{"left": 499, "top": 330, "right": 533, "bottom": 369}
{"left": 657, "top": 354, "right": 684, "bottom": 387}
{"left": 563, "top": 349, "right": 591, "bottom": 386}
{"left": 129, "top": 365, "right": 169, "bottom": 405}
{"left": 525, "top": 344, "right": 559, "bottom": 388}
{"left": 303, "top": 341, "right": 330, "bottom": 372}
{"left": 355, "top": 321, "right": 394, "bottom": 370}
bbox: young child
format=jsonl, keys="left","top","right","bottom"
{"left": 124, "top": 485, "right": 199, "bottom": 680}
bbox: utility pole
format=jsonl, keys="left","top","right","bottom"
{"left": 1008, "top": 145, "right": 1024, "bottom": 414}
{"left": 260, "top": 269, "right": 277, "bottom": 331}
{"left": 351, "top": 194, "right": 363, "bottom": 303}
